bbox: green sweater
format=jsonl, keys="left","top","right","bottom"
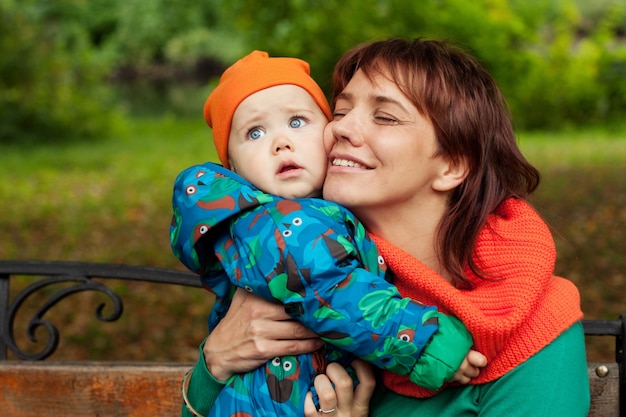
{"left": 182, "top": 342, "right": 226, "bottom": 417}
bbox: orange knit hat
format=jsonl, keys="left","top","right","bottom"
{"left": 204, "top": 50, "right": 332, "bottom": 168}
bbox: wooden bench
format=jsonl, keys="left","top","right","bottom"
{"left": 0, "top": 260, "right": 623, "bottom": 416}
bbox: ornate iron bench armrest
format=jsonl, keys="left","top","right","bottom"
{"left": 0, "top": 260, "right": 199, "bottom": 360}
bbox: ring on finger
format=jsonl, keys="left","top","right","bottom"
{"left": 319, "top": 407, "right": 337, "bottom": 414}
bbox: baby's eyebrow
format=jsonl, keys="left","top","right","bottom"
{"left": 233, "top": 111, "right": 266, "bottom": 127}
{"left": 281, "top": 105, "right": 317, "bottom": 114}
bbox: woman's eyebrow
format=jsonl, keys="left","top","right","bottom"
{"left": 336, "top": 91, "right": 410, "bottom": 114}
{"left": 372, "top": 95, "right": 410, "bottom": 114}
{"left": 335, "top": 91, "right": 352, "bottom": 102}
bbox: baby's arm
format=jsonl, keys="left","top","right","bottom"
{"left": 408, "top": 312, "right": 480, "bottom": 389}
{"left": 450, "top": 349, "right": 488, "bottom": 384}
{"left": 218, "top": 201, "right": 474, "bottom": 389}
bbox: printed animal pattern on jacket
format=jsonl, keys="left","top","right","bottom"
{"left": 171, "top": 162, "right": 439, "bottom": 416}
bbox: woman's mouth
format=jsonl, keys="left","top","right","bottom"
{"left": 331, "top": 158, "right": 368, "bottom": 169}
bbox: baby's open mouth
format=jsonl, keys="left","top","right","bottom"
{"left": 278, "top": 163, "right": 302, "bottom": 174}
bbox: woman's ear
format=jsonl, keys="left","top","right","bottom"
{"left": 432, "top": 156, "right": 469, "bottom": 192}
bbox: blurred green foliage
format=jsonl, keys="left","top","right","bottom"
{"left": 211, "top": 0, "right": 626, "bottom": 129}
{"left": 0, "top": 0, "right": 123, "bottom": 143}
{"left": 1, "top": 0, "right": 626, "bottom": 142}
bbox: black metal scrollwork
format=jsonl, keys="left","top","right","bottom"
{"left": 5, "top": 274, "right": 123, "bottom": 360}
{"left": 0, "top": 260, "right": 200, "bottom": 361}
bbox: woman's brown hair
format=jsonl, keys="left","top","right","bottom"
{"left": 331, "top": 38, "right": 541, "bottom": 287}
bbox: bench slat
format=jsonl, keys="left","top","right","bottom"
{"left": 0, "top": 362, "right": 191, "bottom": 417}
{"left": 0, "top": 361, "right": 619, "bottom": 417}
{"left": 588, "top": 362, "right": 620, "bottom": 417}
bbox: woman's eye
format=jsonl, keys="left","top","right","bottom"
{"left": 289, "top": 117, "right": 306, "bottom": 129}
{"left": 248, "top": 127, "right": 265, "bottom": 140}
{"left": 332, "top": 107, "right": 349, "bottom": 120}
{"left": 375, "top": 115, "right": 398, "bottom": 124}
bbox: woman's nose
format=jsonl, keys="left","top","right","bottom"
{"left": 331, "top": 113, "right": 363, "bottom": 146}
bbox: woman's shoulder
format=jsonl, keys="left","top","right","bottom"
{"left": 484, "top": 198, "right": 553, "bottom": 246}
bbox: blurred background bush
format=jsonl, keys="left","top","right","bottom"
{"left": 1, "top": 0, "right": 625, "bottom": 143}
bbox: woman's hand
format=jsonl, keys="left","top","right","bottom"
{"left": 304, "top": 359, "right": 376, "bottom": 417}
{"left": 203, "top": 287, "right": 324, "bottom": 381}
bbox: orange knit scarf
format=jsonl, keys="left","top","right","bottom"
{"left": 372, "top": 198, "right": 583, "bottom": 398}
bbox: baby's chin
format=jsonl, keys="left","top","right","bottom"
{"left": 279, "top": 185, "right": 323, "bottom": 200}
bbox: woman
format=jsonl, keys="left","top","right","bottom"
{"left": 185, "top": 38, "right": 590, "bottom": 416}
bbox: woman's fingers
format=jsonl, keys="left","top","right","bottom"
{"left": 304, "top": 391, "right": 319, "bottom": 416}
{"left": 310, "top": 373, "right": 338, "bottom": 416}
{"left": 304, "top": 360, "right": 375, "bottom": 417}
{"left": 203, "top": 289, "right": 322, "bottom": 381}
{"left": 325, "top": 362, "right": 355, "bottom": 411}
{"left": 350, "top": 359, "right": 376, "bottom": 416}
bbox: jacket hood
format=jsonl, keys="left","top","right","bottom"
{"left": 170, "top": 162, "right": 276, "bottom": 274}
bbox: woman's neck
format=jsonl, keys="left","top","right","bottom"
{"left": 356, "top": 198, "right": 446, "bottom": 276}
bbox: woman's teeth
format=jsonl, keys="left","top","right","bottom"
{"left": 332, "top": 159, "right": 365, "bottom": 168}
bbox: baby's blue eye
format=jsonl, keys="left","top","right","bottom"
{"left": 248, "top": 127, "right": 265, "bottom": 140}
{"left": 289, "top": 117, "right": 306, "bottom": 129}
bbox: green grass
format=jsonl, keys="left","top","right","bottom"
{"left": 519, "top": 126, "right": 626, "bottom": 361}
{"left": 2, "top": 119, "right": 625, "bottom": 362}
{"left": 519, "top": 126, "right": 626, "bottom": 168}
{"left": 2, "top": 117, "right": 216, "bottom": 266}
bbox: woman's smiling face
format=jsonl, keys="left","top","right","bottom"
{"left": 323, "top": 69, "right": 450, "bottom": 225}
